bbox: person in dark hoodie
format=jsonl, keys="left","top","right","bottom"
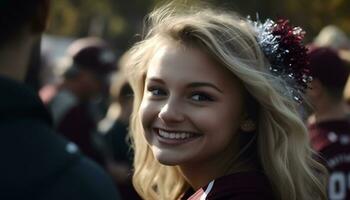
{"left": 0, "top": 1, "right": 121, "bottom": 200}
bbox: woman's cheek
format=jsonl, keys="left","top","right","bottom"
{"left": 140, "top": 100, "right": 159, "bottom": 129}
{"left": 188, "top": 107, "right": 216, "bottom": 130}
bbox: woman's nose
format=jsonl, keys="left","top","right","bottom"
{"left": 158, "top": 98, "right": 185, "bottom": 123}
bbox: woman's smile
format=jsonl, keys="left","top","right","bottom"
{"left": 153, "top": 127, "right": 202, "bottom": 145}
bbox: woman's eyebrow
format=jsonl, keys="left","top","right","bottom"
{"left": 187, "top": 82, "right": 223, "bottom": 93}
{"left": 146, "top": 77, "right": 165, "bottom": 84}
{"left": 146, "top": 78, "right": 223, "bottom": 93}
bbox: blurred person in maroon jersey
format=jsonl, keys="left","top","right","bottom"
{"left": 0, "top": 0, "right": 121, "bottom": 199}
{"left": 46, "top": 37, "right": 117, "bottom": 166}
{"left": 307, "top": 47, "right": 350, "bottom": 200}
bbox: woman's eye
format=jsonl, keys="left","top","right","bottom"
{"left": 191, "top": 93, "right": 213, "bottom": 101}
{"left": 147, "top": 87, "right": 167, "bottom": 96}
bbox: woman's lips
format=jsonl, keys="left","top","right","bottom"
{"left": 153, "top": 128, "right": 201, "bottom": 145}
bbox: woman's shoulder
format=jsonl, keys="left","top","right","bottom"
{"left": 183, "top": 171, "right": 275, "bottom": 200}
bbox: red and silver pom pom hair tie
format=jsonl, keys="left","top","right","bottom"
{"left": 248, "top": 16, "right": 312, "bottom": 103}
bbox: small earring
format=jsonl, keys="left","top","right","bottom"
{"left": 240, "top": 119, "right": 256, "bottom": 132}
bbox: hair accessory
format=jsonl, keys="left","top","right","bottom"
{"left": 248, "top": 17, "right": 312, "bottom": 103}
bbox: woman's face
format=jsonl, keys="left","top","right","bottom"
{"left": 140, "top": 45, "right": 245, "bottom": 167}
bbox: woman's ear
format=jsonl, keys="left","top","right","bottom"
{"left": 241, "top": 90, "right": 258, "bottom": 133}
{"left": 240, "top": 118, "right": 256, "bottom": 132}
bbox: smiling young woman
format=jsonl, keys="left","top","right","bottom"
{"left": 125, "top": 2, "right": 327, "bottom": 200}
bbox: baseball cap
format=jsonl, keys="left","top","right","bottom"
{"left": 308, "top": 47, "right": 349, "bottom": 88}
{"left": 68, "top": 37, "right": 117, "bottom": 76}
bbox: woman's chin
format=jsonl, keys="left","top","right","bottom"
{"left": 152, "top": 148, "right": 186, "bottom": 166}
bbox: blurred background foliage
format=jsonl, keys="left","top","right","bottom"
{"left": 47, "top": 0, "right": 350, "bottom": 52}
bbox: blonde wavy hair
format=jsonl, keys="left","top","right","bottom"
{"left": 125, "top": 3, "right": 327, "bottom": 200}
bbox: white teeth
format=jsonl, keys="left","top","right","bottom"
{"left": 158, "top": 129, "right": 194, "bottom": 140}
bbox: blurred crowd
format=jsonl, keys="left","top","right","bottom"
{"left": 37, "top": 36, "right": 141, "bottom": 200}
{"left": 1, "top": 0, "right": 350, "bottom": 200}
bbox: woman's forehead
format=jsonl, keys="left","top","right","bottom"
{"left": 145, "top": 45, "right": 241, "bottom": 90}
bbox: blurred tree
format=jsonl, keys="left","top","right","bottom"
{"left": 283, "top": 0, "right": 350, "bottom": 41}
{"left": 48, "top": 0, "right": 79, "bottom": 36}
{"left": 47, "top": 0, "right": 154, "bottom": 51}
{"left": 47, "top": 0, "right": 350, "bottom": 52}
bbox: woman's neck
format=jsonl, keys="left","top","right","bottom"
{"left": 179, "top": 157, "right": 257, "bottom": 190}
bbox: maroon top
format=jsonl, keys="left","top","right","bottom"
{"left": 180, "top": 171, "right": 275, "bottom": 200}
{"left": 58, "top": 103, "right": 104, "bottom": 165}
{"left": 309, "top": 119, "right": 350, "bottom": 200}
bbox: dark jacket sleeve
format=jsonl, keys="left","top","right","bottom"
{"left": 0, "top": 119, "right": 122, "bottom": 200}
{"left": 38, "top": 157, "right": 122, "bottom": 200}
